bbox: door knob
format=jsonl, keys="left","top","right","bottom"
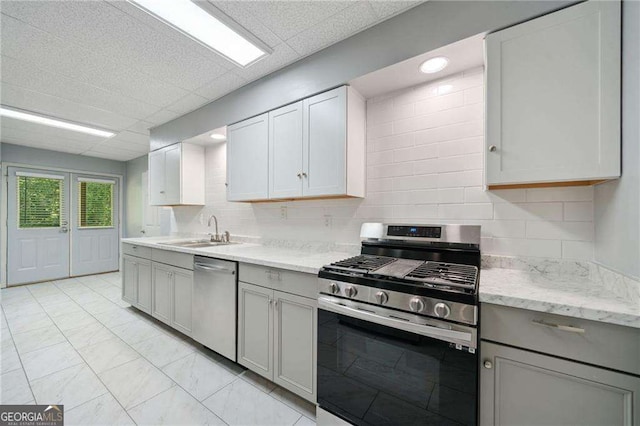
{"left": 488, "top": 145, "right": 497, "bottom": 152}
{"left": 302, "top": 172, "right": 308, "bottom": 177}
{"left": 60, "top": 227, "right": 69, "bottom": 233}
{"left": 483, "top": 360, "right": 493, "bottom": 369}
{"left": 297, "top": 173, "right": 302, "bottom": 178}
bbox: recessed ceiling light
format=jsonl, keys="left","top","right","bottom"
{"left": 210, "top": 133, "right": 226, "bottom": 141}
{"left": 420, "top": 56, "right": 449, "bottom": 74}
{"left": 0, "top": 106, "right": 115, "bottom": 138}
{"left": 128, "top": 0, "right": 268, "bottom": 67}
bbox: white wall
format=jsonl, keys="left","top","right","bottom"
{"left": 168, "top": 68, "right": 594, "bottom": 261}
{"left": 593, "top": 0, "right": 640, "bottom": 280}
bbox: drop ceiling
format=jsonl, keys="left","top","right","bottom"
{"left": 0, "top": 0, "right": 422, "bottom": 162}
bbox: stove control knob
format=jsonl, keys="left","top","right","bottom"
{"left": 329, "top": 282, "right": 340, "bottom": 294}
{"left": 374, "top": 291, "right": 389, "bottom": 304}
{"left": 409, "top": 297, "right": 425, "bottom": 313}
{"left": 345, "top": 286, "right": 358, "bottom": 298}
{"left": 434, "top": 302, "right": 451, "bottom": 318}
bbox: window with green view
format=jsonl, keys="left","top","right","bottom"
{"left": 79, "top": 181, "right": 114, "bottom": 228}
{"left": 18, "top": 176, "right": 63, "bottom": 228}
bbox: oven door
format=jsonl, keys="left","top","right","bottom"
{"left": 317, "top": 296, "right": 478, "bottom": 426}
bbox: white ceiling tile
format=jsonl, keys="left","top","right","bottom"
{"left": 80, "top": 150, "right": 135, "bottom": 161}
{"left": 1, "top": 55, "right": 161, "bottom": 120}
{"left": 2, "top": 1, "right": 229, "bottom": 91}
{"left": 236, "top": 43, "right": 300, "bottom": 83}
{"left": 166, "top": 93, "right": 210, "bottom": 115}
{"left": 0, "top": 117, "right": 107, "bottom": 145}
{"left": 125, "top": 120, "right": 154, "bottom": 136}
{"left": 287, "top": 2, "right": 378, "bottom": 57}
{"left": 109, "top": 131, "right": 149, "bottom": 147}
{"left": 240, "top": 1, "right": 354, "bottom": 40}
{"left": 367, "top": 1, "right": 423, "bottom": 19}
{"left": 97, "top": 138, "right": 149, "bottom": 153}
{"left": 0, "top": 14, "right": 190, "bottom": 108}
{"left": 211, "top": 1, "right": 284, "bottom": 48}
{"left": 194, "top": 72, "right": 248, "bottom": 101}
{"left": 1, "top": 83, "right": 139, "bottom": 131}
{"left": 142, "top": 109, "right": 184, "bottom": 126}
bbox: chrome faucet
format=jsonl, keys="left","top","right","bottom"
{"left": 207, "top": 214, "right": 230, "bottom": 243}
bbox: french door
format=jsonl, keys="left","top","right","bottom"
{"left": 7, "top": 168, "right": 71, "bottom": 285}
{"left": 7, "top": 167, "right": 119, "bottom": 286}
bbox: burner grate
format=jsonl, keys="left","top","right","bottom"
{"left": 405, "top": 262, "right": 478, "bottom": 290}
{"left": 328, "top": 255, "right": 397, "bottom": 273}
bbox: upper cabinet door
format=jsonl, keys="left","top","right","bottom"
{"left": 302, "top": 87, "right": 347, "bottom": 197}
{"left": 148, "top": 149, "right": 166, "bottom": 205}
{"left": 163, "top": 144, "right": 181, "bottom": 205}
{"left": 269, "top": 102, "right": 303, "bottom": 199}
{"left": 485, "top": 0, "right": 621, "bottom": 187}
{"left": 227, "top": 113, "right": 269, "bottom": 201}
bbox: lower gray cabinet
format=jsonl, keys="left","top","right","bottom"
{"left": 273, "top": 290, "right": 317, "bottom": 402}
{"left": 481, "top": 341, "right": 640, "bottom": 426}
{"left": 122, "top": 254, "right": 151, "bottom": 314}
{"left": 238, "top": 281, "right": 317, "bottom": 403}
{"left": 238, "top": 282, "right": 273, "bottom": 377}
{"left": 152, "top": 263, "right": 172, "bottom": 325}
{"left": 152, "top": 262, "right": 193, "bottom": 336}
{"left": 171, "top": 268, "right": 193, "bottom": 336}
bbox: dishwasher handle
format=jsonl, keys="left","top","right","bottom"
{"left": 194, "top": 262, "right": 236, "bottom": 275}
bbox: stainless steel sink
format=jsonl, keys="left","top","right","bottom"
{"left": 158, "top": 240, "right": 237, "bottom": 248}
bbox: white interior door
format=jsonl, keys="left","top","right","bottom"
{"left": 7, "top": 167, "right": 70, "bottom": 285}
{"left": 70, "top": 174, "right": 119, "bottom": 276}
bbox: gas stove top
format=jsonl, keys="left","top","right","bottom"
{"left": 318, "top": 223, "right": 481, "bottom": 324}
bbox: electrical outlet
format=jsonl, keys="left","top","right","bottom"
{"left": 324, "top": 214, "right": 332, "bottom": 228}
{"left": 280, "top": 206, "right": 287, "bottom": 219}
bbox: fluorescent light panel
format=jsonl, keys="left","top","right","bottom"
{"left": 129, "top": 0, "right": 266, "bottom": 67}
{"left": 0, "top": 107, "right": 115, "bottom": 138}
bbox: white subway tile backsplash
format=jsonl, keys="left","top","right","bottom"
{"left": 562, "top": 241, "right": 594, "bottom": 260}
{"left": 414, "top": 120, "right": 483, "bottom": 145}
{"left": 438, "top": 170, "right": 483, "bottom": 188}
{"left": 564, "top": 202, "right": 594, "bottom": 221}
{"left": 494, "top": 203, "right": 563, "bottom": 221}
{"left": 438, "top": 203, "right": 493, "bottom": 220}
{"left": 393, "top": 145, "right": 438, "bottom": 163}
{"left": 526, "top": 187, "right": 593, "bottom": 202}
{"left": 172, "top": 69, "right": 594, "bottom": 262}
{"left": 464, "top": 187, "right": 526, "bottom": 203}
{"left": 526, "top": 221, "right": 594, "bottom": 241}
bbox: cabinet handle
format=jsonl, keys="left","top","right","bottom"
{"left": 269, "top": 299, "right": 273, "bottom": 307}
{"left": 160, "top": 190, "right": 165, "bottom": 194}
{"left": 483, "top": 360, "right": 493, "bottom": 369}
{"left": 488, "top": 145, "right": 497, "bottom": 152}
{"left": 302, "top": 172, "right": 308, "bottom": 178}
{"left": 297, "top": 173, "right": 302, "bottom": 178}
{"left": 274, "top": 300, "right": 278, "bottom": 309}
{"left": 531, "top": 319, "right": 585, "bottom": 334}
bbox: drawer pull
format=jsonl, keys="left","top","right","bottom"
{"left": 532, "top": 319, "right": 585, "bottom": 334}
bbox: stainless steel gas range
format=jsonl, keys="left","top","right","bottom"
{"left": 316, "top": 223, "right": 480, "bottom": 426}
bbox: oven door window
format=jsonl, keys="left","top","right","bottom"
{"left": 318, "top": 309, "right": 477, "bottom": 426}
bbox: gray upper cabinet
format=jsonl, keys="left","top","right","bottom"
{"left": 481, "top": 341, "right": 640, "bottom": 426}
{"left": 227, "top": 86, "right": 365, "bottom": 202}
{"left": 238, "top": 281, "right": 273, "bottom": 378}
{"left": 485, "top": 0, "right": 621, "bottom": 188}
{"left": 148, "top": 142, "right": 205, "bottom": 206}
{"left": 302, "top": 87, "right": 347, "bottom": 197}
{"left": 269, "top": 102, "right": 304, "bottom": 199}
{"left": 227, "top": 113, "right": 270, "bottom": 201}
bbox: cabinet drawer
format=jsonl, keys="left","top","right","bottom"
{"left": 481, "top": 303, "right": 640, "bottom": 375}
{"left": 122, "top": 243, "right": 151, "bottom": 259}
{"left": 152, "top": 249, "right": 193, "bottom": 270}
{"left": 239, "top": 263, "right": 317, "bottom": 299}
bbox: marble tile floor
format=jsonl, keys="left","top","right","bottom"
{"left": 0, "top": 272, "right": 316, "bottom": 426}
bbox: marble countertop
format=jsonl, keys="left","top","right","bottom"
{"left": 479, "top": 267, "right": 640, "bottom": 329}
{"left": 121, "top": 237, "right": 350, "bottom": 275}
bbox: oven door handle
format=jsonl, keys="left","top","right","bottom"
{"left": 318, "top": 296, "right": 476, "bottom": 348}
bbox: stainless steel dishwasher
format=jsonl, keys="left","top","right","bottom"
{"left": 193, "top": 256, "right": 237, "bottom": 362}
